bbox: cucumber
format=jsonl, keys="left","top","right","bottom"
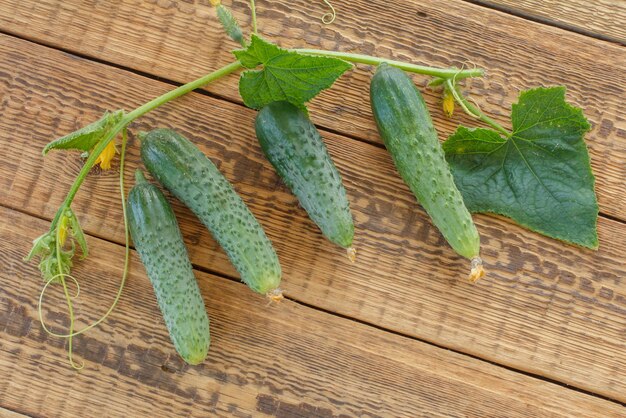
{"left": 127, "top": 170, "right": 210, "bottom": 364}
{"left": 255, "top": 101, "right": 355, "bottom": 259}
{"left": 140, "top": 129, "right": 283, "bottom": 298}
{"left": 369, "top": 63, "right": 484, "bottom": 281}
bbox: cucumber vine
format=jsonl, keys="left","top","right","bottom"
{"left": 25, "top": 0, "right": 597, "bottom": 368}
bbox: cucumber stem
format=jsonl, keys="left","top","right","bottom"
{"left": 469, "top": 257, "right": 485, "bottom": 283}
{"left": 266, "top": 288, "right": 284, "bottom": 303}
{"left": 134, "top": 169, "right": 147, "bottom": 184}
{"left": 137, "top": 131, "right": 148, "bottom": 142}
{"left": 346, "top": 247, "right": 357, "bottom": 263}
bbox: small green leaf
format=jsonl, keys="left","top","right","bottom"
{"left": 444, "top": 87, "right": 598, "bottom": 249}
{"left": 24, "top": 232, "right": 54, "bottom": 262}
{"left": 66, "top": 209, "right": 88, "bottom": 259}
{"left": 24, "top": 209, "right": 87, "bottom": 280}
{"left": 23, "top": 230, "right": 74, "bottom": 281}
{"left": 43, "top": 110, "right": 124, "bottom": 156}
{"left": 233, "top": 35, "right": 351, "bottom": 109}
{"left": 216, "top": 4, "right": 244, "bottom": 46}
{"left": 38, "top": 248, "right": 74, "bottom": 282}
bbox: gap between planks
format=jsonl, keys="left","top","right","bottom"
{"left": 460, "top": 0, "right": 625, "bottom": 46}
{"left": 3, "top": 201, "right": 625, "bottom": 409}
{"left": 5, "top": 205, "right": 625, "bottom": 417}
{"left": 0, "top": 28, "right": 377, "bottom": 148}
{"left": 0, "top": 28, "right": 623, "bottom": 230}
{"left": 2, "top": 0, "right": 624, "bottom": 222}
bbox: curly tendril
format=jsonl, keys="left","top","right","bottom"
{"left": 320, "top": 0, "right": 336, "bottom": 24}
{"left": 38, "top": 273, "right": 80, "bottom": 337}
{"left": 37, "top": 128, "right": 130, "bottom": 369}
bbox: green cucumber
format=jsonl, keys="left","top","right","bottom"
{"left": 140, "top": 129, "right": 283, "bottom": 298}
{"left": 127, "top": 170, "right": 210, "bottom": 364}
{"left": 370, "top": 63, "right": 484, "bottom": 281}
{"left": 255, "top": 101, "right": 355, "bottom": 260}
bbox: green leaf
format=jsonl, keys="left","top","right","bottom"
{"left": 23, "top": 230, "right": 74, "bottom": 282}
{"left": 233, "top": 35, "right": 352, "bottom": 109}
{"left": 43, "top": 110, "right": 124, "bottom": 155}
{"left": 24, "top": 208, "right": 88, "bottom": 281}
{"left": 444, "top": 87, "right": 598, "bottom": 249}
{"left": 38, "top": 248, "right": 74, "bottom": 282}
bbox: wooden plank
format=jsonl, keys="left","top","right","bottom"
{"left": 0, "top": 408, "right": 29, "bottom": 418}
{"left": 1, "top": 35, "right": 625, "bottom": 401}
{"left": 0, "top": 0, "right": 624, "bottom": 220}
{"left": 473, "top": 0, "right": 626, "bottom": 44}
{"left": 1, "top": 207, "right": 625, "bottom": 417}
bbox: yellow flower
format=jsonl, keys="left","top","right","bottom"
{"left": 93, "top": 140, "right": 117, "bottom": 170}
{"left": 209, "top": 0, "right": 221, "bottom": 6}
{"left": 58, "top": 215, "right": 69, "bottom": 247}
{"left": 443, "top": 89, "right": 455, "bottom": 118}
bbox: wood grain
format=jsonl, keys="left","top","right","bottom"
{"left": 0, "top": 408, "right": 28, "bottom": 418}
{"left": 476, "top": 0, "right": 626, "bottom": 43}
{"left": 4, "top": 207, "right": 624, "bottom": 417}
{"left": 1, "top": 35, "right": 625, "bottom": 402}
{"left": 0, "top": 0, "right": 625, "bottom": 220}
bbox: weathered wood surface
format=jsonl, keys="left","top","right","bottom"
{"left": 4, "top": 207, "right": 625, "bottom": 417}
{"left": 0, "top": 408, "right": 28, "bottom": 418}
{"left": 1, "top": 34, "right": 625, "bottom": 404}
{"left": 479, "top": 0, "right": 626, "bottom": 43}
{"left": 0, "top": 0, "right": 625, "bottom": 220}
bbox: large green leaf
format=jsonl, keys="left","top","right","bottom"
{"left": 233, "top": 35, "right": 351, "bottom": 109}
{"left": 444, "top": 87, "right": 598, "bottom": 249}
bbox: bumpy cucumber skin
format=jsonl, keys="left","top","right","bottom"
{"left": 140, "top": 129, "right": 282, "bottom": 295}
{"left": 127, "top": 171, "right": 210, "bottom": 365}
{"left": 255, "top": 101, "right": 354, "bottom": 249}
{"left": 370, "top": 64, "right": 480, "bottom": 259}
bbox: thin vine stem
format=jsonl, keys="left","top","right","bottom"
{"left": 125, "top": 61, "right": 244, "bottom": 124}
{"left": 55, "top": 226, "right": 83, "bottom": 369}
{"left": 250, "top": 0, "right": 258, "bottom": 34}
{"left": 294, "top": 49, "right": 484, "bottom": 80}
